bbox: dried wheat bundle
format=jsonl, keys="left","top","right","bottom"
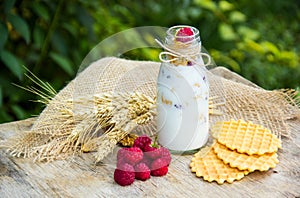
{"left": 2, "top": 90, "right": 158, "bottom": 162}
{"left": 80, "top": 91, "right": 157, "bottom": 162}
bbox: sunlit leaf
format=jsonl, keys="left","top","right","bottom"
{"left": 210, "top": 49, "right": 240, "bottom": 72}
{"left": 229, "top": 11, "right": 246, "bottom": 23}
{"left": 244, "top": 40, "right": 265, "bottom": 54}
{"left": 260, "top": 41, "right": 280, "bottom": 55}
{"left": 195, "top": 0, "right": 217, "bottom": 12}
{"left": 0, "top": 50, "right": 23, "bottom": 79}
{"left": 266, "top": 54, "right": 275, "bottom": 62}
{"left": 237, "top": 26, "right": 260, "bottom": 40}
{"left": 50, "top": 52, "right": 74, "bottom": 76}
{"left": 219, "top": 1, "right": 234, "bottom": 11}
{"left": 7, "top": 14, "right": 30, "bottom": 44}
{"left": 278, "top": 50, "right": 298, "bottom": 68}
{"left": 0, "top": 22, "right": 8, "bottom": 51}
{"left": 229, "top": 49, "right": 245, "bottom": 62}
{"left": 219, "top": 23, "right": 237, "bottom": 41}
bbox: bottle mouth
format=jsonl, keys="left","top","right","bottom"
{"left": 166, "top": 25, "right": 200, "bottom": 41}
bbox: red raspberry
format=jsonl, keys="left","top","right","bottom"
{"left": 177, "top": 27, "right": 194, "bottom": 36}
{"left": 133, "top": 135, "right": 152, "bottom": 151}
{"left": 117, "top": 148, "right": 126, "bottom": 162}
{"left": 114, "top": 163, "right": 135, "bottom": 186}
{"left": 116, "top": 156, "right": 126, "bottom": 169}
{"left": 151, "top": 158, "right": 169, "bottom": 171}
{"left": 160, "top": 147, "right": 171, "bottom": 166}
{"left": 151, "top": 166, "right": 168, "bottom": 176}
{"left": 144, "top": 144, "right": 162, "bottom": 159}
{"left": 134, "top": 162, "right": 151, "bottom": 181}
{"left": 123, "top": 147, "right": 144, "bottom": 165}
{"left": 176, "top": 27, "right": 194, "bottom": 43}
{"left": 140, "top": 156, "right": 152, "bottom": 168}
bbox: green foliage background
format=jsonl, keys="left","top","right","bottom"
{"left": 0, "top": 0, "right": 299, "bottom": 123}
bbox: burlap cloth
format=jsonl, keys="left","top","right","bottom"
{"left": 2, "top": 57, "right": 300, "bottom": 162}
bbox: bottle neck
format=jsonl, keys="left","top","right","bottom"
{"left": 164, "top": 26, "right": 201, "bottom": 56}
{"left": 156, "top": 25, "right": 211, "bottom": 67}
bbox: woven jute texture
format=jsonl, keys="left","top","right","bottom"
{"left": 2, "top": 57, "right": 300, "bottom": 162}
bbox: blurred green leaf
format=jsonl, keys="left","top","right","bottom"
{"left": 260, "top": 41, "right": 280, "bottom": 55}
{"left": 210, "top": 49, "right": 240, "bottom": 72}
{"left": 33, "top": 26, "right": 45, "bottom": 48}
{"left": 50, "top": 52, "right": 74, "bottom": 76}
{"left": 4, "top": 0, "right": 17, "bottom": 13}
{"left": 187, "top": 7, "right": 202, "bottom": 19}
{"left": 277, "top": 50, "right": 298, "bottom": 68}
{"left": 195, "top": 0, "right": 217, "bottom": 12}
{"left": 242, "top": 40, "right": 265, "bottom": 54}
{"left": 0, "top": 22, "right": 8, "bottom": 51}
{"left": 0, "top": 50, "right": 23, "bottom": 79}
{"left": 51, "top": 31, "right": 67, "bottom": 55}
{"left": 219, "top": 1, "right": 234, "bottom": 11}
{"left": 229, "top": 11, "right": 246, "bottom": 23}
{"left": 229, "top": 49, "right": 245, "bottom": 62}
{"left": 11, "top": 105, "right": 27, "bottom": 120}
{"left": 62, "top": 23, "right": 77, "bottom": 37}
{"left": 76, "top": 6, "right": 95, "bottom": 40}
{"left": 31, "top": 3, "right": 50, "bottom": 21}
{"left": 7, "top": 14, "right": 31, "bottom": 44}
{"left": 237, "top": 26, "right": 260, "bottom": 40}
{"left": 0, "top": 109, "right": 13, "bottom": 123}
{"left": 219, "top": 23, "right": 237, "bottom": 41}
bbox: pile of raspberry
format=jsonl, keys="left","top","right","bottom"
{"left": 114, "top": 135, "right": 171, "bottom": 186}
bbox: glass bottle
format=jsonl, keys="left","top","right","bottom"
{"left": 156, "top": 25, "right": 210, "bottom": 153}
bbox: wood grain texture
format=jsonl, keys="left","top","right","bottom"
{"left": 1, "top": 116, "right": 299, "bottom": 198}
{"left": 0, "top": 68, "right": 299, "bottom": 198}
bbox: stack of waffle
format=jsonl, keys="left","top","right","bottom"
{"left": 190, "top": 119, "right": 282, "bottom": 184}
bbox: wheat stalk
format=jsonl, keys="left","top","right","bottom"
{"left": 83, "top": 91, "right": 156, "bottom": 162}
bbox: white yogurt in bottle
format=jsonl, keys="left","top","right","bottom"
{"left": 156, "top": 25, "right": 210, "bottom": 153}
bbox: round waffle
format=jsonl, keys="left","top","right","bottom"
{"left": 211, "top": 119, "right": 281, "bottom": 155}
{"left": 190, "top": 146, "right": 249, "bottom": 184}
{"left": 213, "top": 141, "right": 279, "bottom": 172}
